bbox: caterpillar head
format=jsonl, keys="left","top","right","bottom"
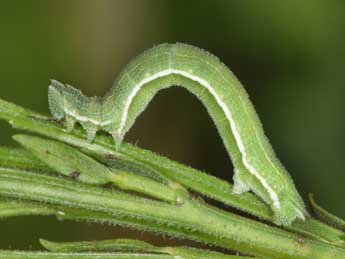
{"left": 48, "top": 80, "right": 104, "bottom": 143}
{"left": 48, "top": 80, "right": 66, "bottom": 120}
{"left": 48, "top": 80, "right": 88, "bottom": 122}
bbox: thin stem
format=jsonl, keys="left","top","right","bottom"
{"left": 309, "top": 194, "right": 345, "bottom": 232}
{"left": 0, "top": 199, "right": 56, "bottom": 218}
{"left": 40, "top": 238, "right": 260, "bottom": 259}
{"left": 0, "top": 251, "right": 173, "bottom": 259}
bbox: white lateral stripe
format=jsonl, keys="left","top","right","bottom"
{"left": 120, "top": 69, "right": 280, "bottom": 209}
{"left": 65, "top": 109, "right": 113, "bottom": 127}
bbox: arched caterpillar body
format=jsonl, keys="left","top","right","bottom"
{"left": 48, "top": 43, "right": 307, "bottom": 225}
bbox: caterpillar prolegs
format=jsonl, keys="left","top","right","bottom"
{"left": 48, "top": 43, "right": 307, "bottom": 225}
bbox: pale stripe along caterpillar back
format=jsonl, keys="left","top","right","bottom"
{"left": 48, "top": 43, "right": 307, "bottom": 225}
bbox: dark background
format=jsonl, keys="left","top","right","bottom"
{"left": 0, "top": 0, "right": 344, "bottom": 249}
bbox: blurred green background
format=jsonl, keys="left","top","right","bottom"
{"left": 0, "top": 0, "right": 344, "bottom": 250}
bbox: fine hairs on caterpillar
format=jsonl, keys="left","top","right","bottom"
{"left": 48, "top": 43, "right": 307, "bottom": 226}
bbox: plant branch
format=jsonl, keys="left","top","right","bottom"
{"left": 0, "top": 98, "right": 343, "bottom": 247}
{"left": 0, "top": 167, "right": 345, "bottom": 258}
{"left": 39, "top": 238, "right": 260, "bottom": 259}
{"left": 0, "top": 251, "right": 174, "bottom": 259}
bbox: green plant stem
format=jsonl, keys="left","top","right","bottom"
{"left": 40, "top": 238, "right": 260, "bottom": 259}
{"left": 0, "top": 168, "right": 344, "bottom": 259}
{"left": 0, "top": 198, "right": 221, "bottom": 245}
{"left": 0, "top": 251, "right": 173, "bottom": 259}
{"left": 0, "top": 147, "right": 51, "bottom": 172}
{"left": 0, "top": 98, "right": 343, "bottom": 246}
{"left": 0, "top": 199, "right": 55, "bottom": 218}
{"left": 309, "top": 193, "right": 345, "bottom": 232}
{"left": 40, "top": 238, "right": 162, "bottom": 253}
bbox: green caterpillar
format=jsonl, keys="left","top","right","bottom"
{"left": 48, "top": 43, "right": 307, "bottom": 225}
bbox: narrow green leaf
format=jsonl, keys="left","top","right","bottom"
{"left": 40, "top": 238, "right": 259, "bottom": 259}
{"left": 0, "top": 147, "right": 51, "bottom": 172}
{"left": 40, "top": 239, "right": 159, "bottom": 253}
{"left": 101, "top": 154, "right": 169, "bottom": 183}
{"left": 163, "top": 246, "right": 258, "bottom": 259}
{"left": 0, "top": 251, "right": 173, "bottom": 259}
{"left": 310, "top": 193, "right": 345, "bottom": 232}
{"left": 291, "top": 218, "right": 345, "bottom": 246}
{"left": 109, "top": 171, "right": 179, "bottom": 203}
{"left": 13, "top": 134, "right": 112, "bottom": 185}
{"left": 13, "top": 134, "right": 178, "bottom": 203}
{"left": 0, "top": 199, "right": 55, "bottom": 218}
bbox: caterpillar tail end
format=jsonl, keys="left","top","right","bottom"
{"left": 232, "top": 167, "right": 308, "bottom": 226}
{"left": 272, "top": 199, "right": 308, "bottom": 226}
